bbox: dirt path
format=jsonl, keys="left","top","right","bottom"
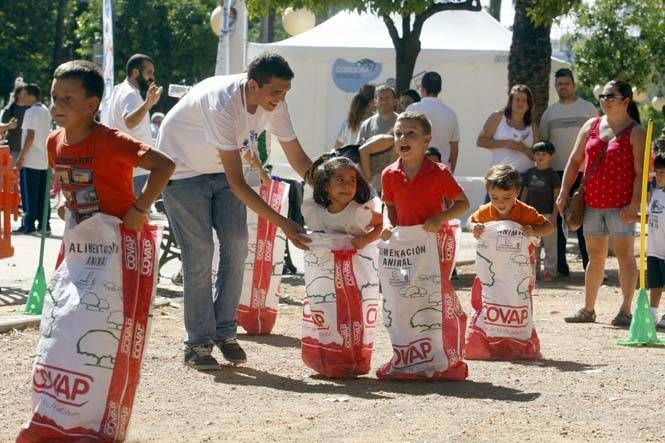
{"left": 2, "top": 258, "right": 664, "bottom": 442}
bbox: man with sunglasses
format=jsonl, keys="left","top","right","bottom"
{"left": 539, "top": 68, "right": 598, "bottom": 277}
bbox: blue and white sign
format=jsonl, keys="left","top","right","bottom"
{"left": 331, "top": 58, "right": 382, "bottom": 93}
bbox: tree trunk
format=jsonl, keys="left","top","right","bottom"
{"left": 51, "top": 0, "right": 67, "bottom": 75}
{"left": 489, "top": 0, "right": 502, "bottom": 22}
{"left": 261, "top": 7, "right": 275, "bottom": 43}
{"left": 394, "top": 33, "right": 421, "bottom": 94}
{"left": 508, "top": 0, "right": 552, "bottom": 124}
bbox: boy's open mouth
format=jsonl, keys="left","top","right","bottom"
{"left": 399, "top": 144, "right": 411, "bottom": 153}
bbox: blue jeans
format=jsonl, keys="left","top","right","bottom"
{"left": 162, "top": 173, "right": 248, "bottom": 346}
{"left": 20, "top": 167, "right": 50, "bottom": 232}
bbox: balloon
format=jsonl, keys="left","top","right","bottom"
{"left": 282, "top": 7, "right": 315, "bottom": 36}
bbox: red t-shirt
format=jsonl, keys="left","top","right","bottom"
{"left": 47, "top": 124, "right": 149, "bottom": 222}
{"left": 381, "top": 157, "right": 463, "bottom": 226}
{"left": 470, "top": 200, "right": 547, "bottom": 226}
{"left": 584, "top": 117, "right": 636, "bottom": 209}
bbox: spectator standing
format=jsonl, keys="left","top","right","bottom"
{"left": 540, "top": 68, "right": 598, "bottom": 276}
{"left": 355, "top": 84, "right": 397, "bottom": 144}
{"left": 157, "top": 53, "right": 312, "bottom": 370}
{"left": 558, "top": 80, "right": 645, "bottom": 326}
{"left": 1, "top": 83, "right": 28, "bottom": 164}
{"left": 407, "top": 71, "right": 460, "bottom": 172}
{"left": 397, "top": 89, "right": 420, "bottom": 112}
{"left": 334, "top": 84, "right": 375, "bottom": 148}
{"left": 13, "top": 84, "right": 52, "bottom": 234}
{"left": 105, "top": 54, "right": 162, "bottom": 197}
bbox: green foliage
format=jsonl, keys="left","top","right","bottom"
{"left": 76, "top": 0, "right": 219, "bottom": 92}
{"left": 570, "top": 0, "right": 665, "bottom": 91}
{"left": 526, "top": 0, "right": 581, "bottom": 26}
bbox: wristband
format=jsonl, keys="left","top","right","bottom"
{"left": 132, "top": 203, "right": 147, "bottom": 214}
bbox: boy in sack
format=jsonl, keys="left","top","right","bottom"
{"left": 520, "top": 141, "right": 561, "bottom": 281}
{"left": 467, "top": 165, "right": 553, "bottom": 360}
{"left": 18, "top": 60, "right": 174, "bottom": 442}
{"left": 377, "top": 111, "right": 470, "bottom": 380}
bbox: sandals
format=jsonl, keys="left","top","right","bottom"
{"left": 610, "top": 310, "right": 632, "bottom": 327}
{"left": 564, "top": 308, "right": 596, "bottom": 323}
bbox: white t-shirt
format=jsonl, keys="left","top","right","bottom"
{"left": 647, "top": 188, "right": 665, "bottom": 260}
{"left": 302, "top": 197, "right": 380, "bottom": 236}
{"left": 157, "top": 74, "right": 297, "bottom": 180}
{"left": 20, "top": 103, "right": 51, "bottom": 170}
{"left": 336, "top": 120, "right": 360, "bottom": 147}
{"left": 407, "top": 97, "right": 459, "bottom": 167}
{"left": 490, "top": 115, "right": 534, "bottom": 173}
{"left": 539, "top": 98, "right": 598, "bottom": 171}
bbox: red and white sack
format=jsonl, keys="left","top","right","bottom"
{"left": 301, "top": 234, "right": 380, "bottom": 378}
{"left": 377, "top": 222, "right": 468, "bottom": 380}
{"left": 466, "top": 220, "right": 541, "bottom": 360}
{"left": 18, "top": 214, "right": 160, "bottom": 442}
{"left": 212, "top": 179, "right": 289, "bottom": 335}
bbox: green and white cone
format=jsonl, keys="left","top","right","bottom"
{"left": 617, "top": 288, "right": 665, "bottom": 347}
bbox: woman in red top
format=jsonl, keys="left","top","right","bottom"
{"left": 557, "top": 80, "right": 646, "bottom": 326}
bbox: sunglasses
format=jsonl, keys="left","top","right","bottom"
{"left": 598, "top": 94, "right": 624, "bottom": 101}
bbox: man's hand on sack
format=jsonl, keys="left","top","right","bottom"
{"left": 281, "top": 218, "right": 311, "bottom": 250}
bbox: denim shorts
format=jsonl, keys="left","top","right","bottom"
{"left": 583, "top": 207, "right": 635, "bottom": 237}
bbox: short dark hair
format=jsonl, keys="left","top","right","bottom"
{"left": 425, "top": 147, "right": 442, "bottom": 162}
{"left": 400, "top": 89, "right": 421, "bottom": 103}
{"left": 396, "top": 111, "right": 431, "bottom": 135}
{"left": 247, "top": 53, "right": 294, "bottom": 87}
{"left": 375, "top": 84, "right": 396, "bottom": 98}
{"left": 532, "top": 141, "right": 555, "bottom": 155}
{"left": 126, "top": 54, "right": 153, "bottom": 77}
{"left": 23, "top": 84, "right": 41, "bottom": 100}
{"left": 421, "top": 71, "right": 442, "bottom": 96}
{"left": 654, "top": 152, "right": 665, "bottom": 170}
{"left": 485, "top": 164, "right": 521, "bottom": 191}
{"left": 53, "top": 60, "right": 104, "bottom": 101}
{"left": 555, "top": 68, "right": 575, "bottom": 84}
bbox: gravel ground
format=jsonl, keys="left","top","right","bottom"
{"left": 2, "top": 257, "right": 665, "bottom": 442}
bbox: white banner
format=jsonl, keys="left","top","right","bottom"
{"left": 99, "top": 0, "right": 114, "bottom": 123}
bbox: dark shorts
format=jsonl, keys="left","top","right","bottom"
{"left": 647, "top": 256, "right": 665, "bottom": 289}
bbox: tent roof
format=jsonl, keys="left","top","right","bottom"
{"left": 272, "top": 9, "right": 512, "bottom": 51}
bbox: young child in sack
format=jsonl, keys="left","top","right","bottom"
{"left": 520, "top": 141, "right": 561, "bottom": 281}
{"left": 647, "top": 153, "right": 665, "bottom": 329}
{"left": 377, "top": 111, "right": 469, "bottom": 380}
{"left": 18, "top": 60, "right": 174, "bottom": 442}
{"left": 300, "top": 155, "right": 382, "bottom": 378}
{"left": 48, "top": 60, "right": 174, "bottom": 227}
{"left": 466, "top": 165, "right": 553, "bottom": 360}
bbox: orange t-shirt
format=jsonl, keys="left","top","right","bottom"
{"left": 470, "top": 200, "right": 547, "bottom": 226}
{"left": 47, "top": 124, "right": 149, "bottom": 222}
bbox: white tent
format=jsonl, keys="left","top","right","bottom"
{"left": 248, "top": 10, "right": 569, "bottom": 213}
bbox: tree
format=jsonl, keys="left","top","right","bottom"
{"left": 508, "top": 0, "right": 580, "bottom": 123}
{"left": 569, "top": 0, "right": 665, "bottom": 92}
{"left": 244, "top": 1, "right": 482, "bottom": 93}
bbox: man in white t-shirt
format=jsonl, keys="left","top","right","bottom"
{"left": 157, "top": 53, "right": 312, "bottom": 370}
{"left": 14, "top": 84, "right": 52, "bottom": 234}
{"left": 407, "top": 71, "right": 459, "bottom": 172}
{"left": 105, "top": 54, "right": 162, "bottom": 196}
{"left": 540, "top": 68, "right": 598, "bottom": 276}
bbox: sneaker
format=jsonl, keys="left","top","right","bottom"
{"left": 183, "top": 344, "right": 219, "bottom": 370}
{"left": 611, "top": 310, "right": 632, "bottom": 327}
{"left": 657, "top": 315, "right": 665, "bottom": 330}
{"left": 214, "top": 337, "right": 247, "bottom": 365}
{"left": 543, "top": 271, "right": 554, "bottom": 282}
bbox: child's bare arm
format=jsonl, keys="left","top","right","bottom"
{"left": 423, "top": 191, "right": 470, "bottom": 233}
{"left": 523, "top": 219, "right": 554, "bottom": 237}
{"left": 123, "top": 149, "right": 175, "bottom": 231}
{"left": 351, "top": 210, "right": 383, "bottom": 249}
{"left": 381, "top": 204, "right": 397, "bottom": 240}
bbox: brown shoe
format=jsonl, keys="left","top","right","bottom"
{"left": 610, "top": 310, "right": 632, "bottom": 327}
{"left": 564, "top": 308, "right": 596, "bottom": 323}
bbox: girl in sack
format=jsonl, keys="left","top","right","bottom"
{"left": 556, "top": 80, "right": 646, "bottom": 326}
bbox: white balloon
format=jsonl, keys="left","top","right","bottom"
{"left": 210, "top": 6, "right": 223, "bottom": 36}
{"left": 632, "top": 87, "right": 648, "bottom": 103}
{"left": 282, "top": 7, "right": 315, "bottom": 36}
{"left": 652, "top": 96, "right": 665, "bottom": 111}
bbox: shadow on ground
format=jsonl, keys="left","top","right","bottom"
{"left": 210, "top": 366, "right": 540, "bottom": 402}
{"left": 511, "top": 358, "right": 606, "bottom": 372}
{"left": 239, "top": 333, "right": 301, "bottom": 349}
{"left": 0, "top": 287, "right": 28, "bottom": 306}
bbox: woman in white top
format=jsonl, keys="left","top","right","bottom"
{"left": 476, "top": 84, "right": 540, "bottom": 174}
{"left": 334, "top": 84, "right": 376, "bottom": 149}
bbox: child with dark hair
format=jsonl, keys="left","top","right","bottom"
{"left": 470, "top": 164, "right": 553, "bottom": 239}
{"left": 302, "top": 155, "right": 382, "bottom": 250}
{"left": 521, "top": 141, "right": 561, "bottom": 280}
{"left": 48, "top": 60, "right": 174, "bottom": 228}
{"left": 648, "top": 153, "right": 665, "bottom": 329}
